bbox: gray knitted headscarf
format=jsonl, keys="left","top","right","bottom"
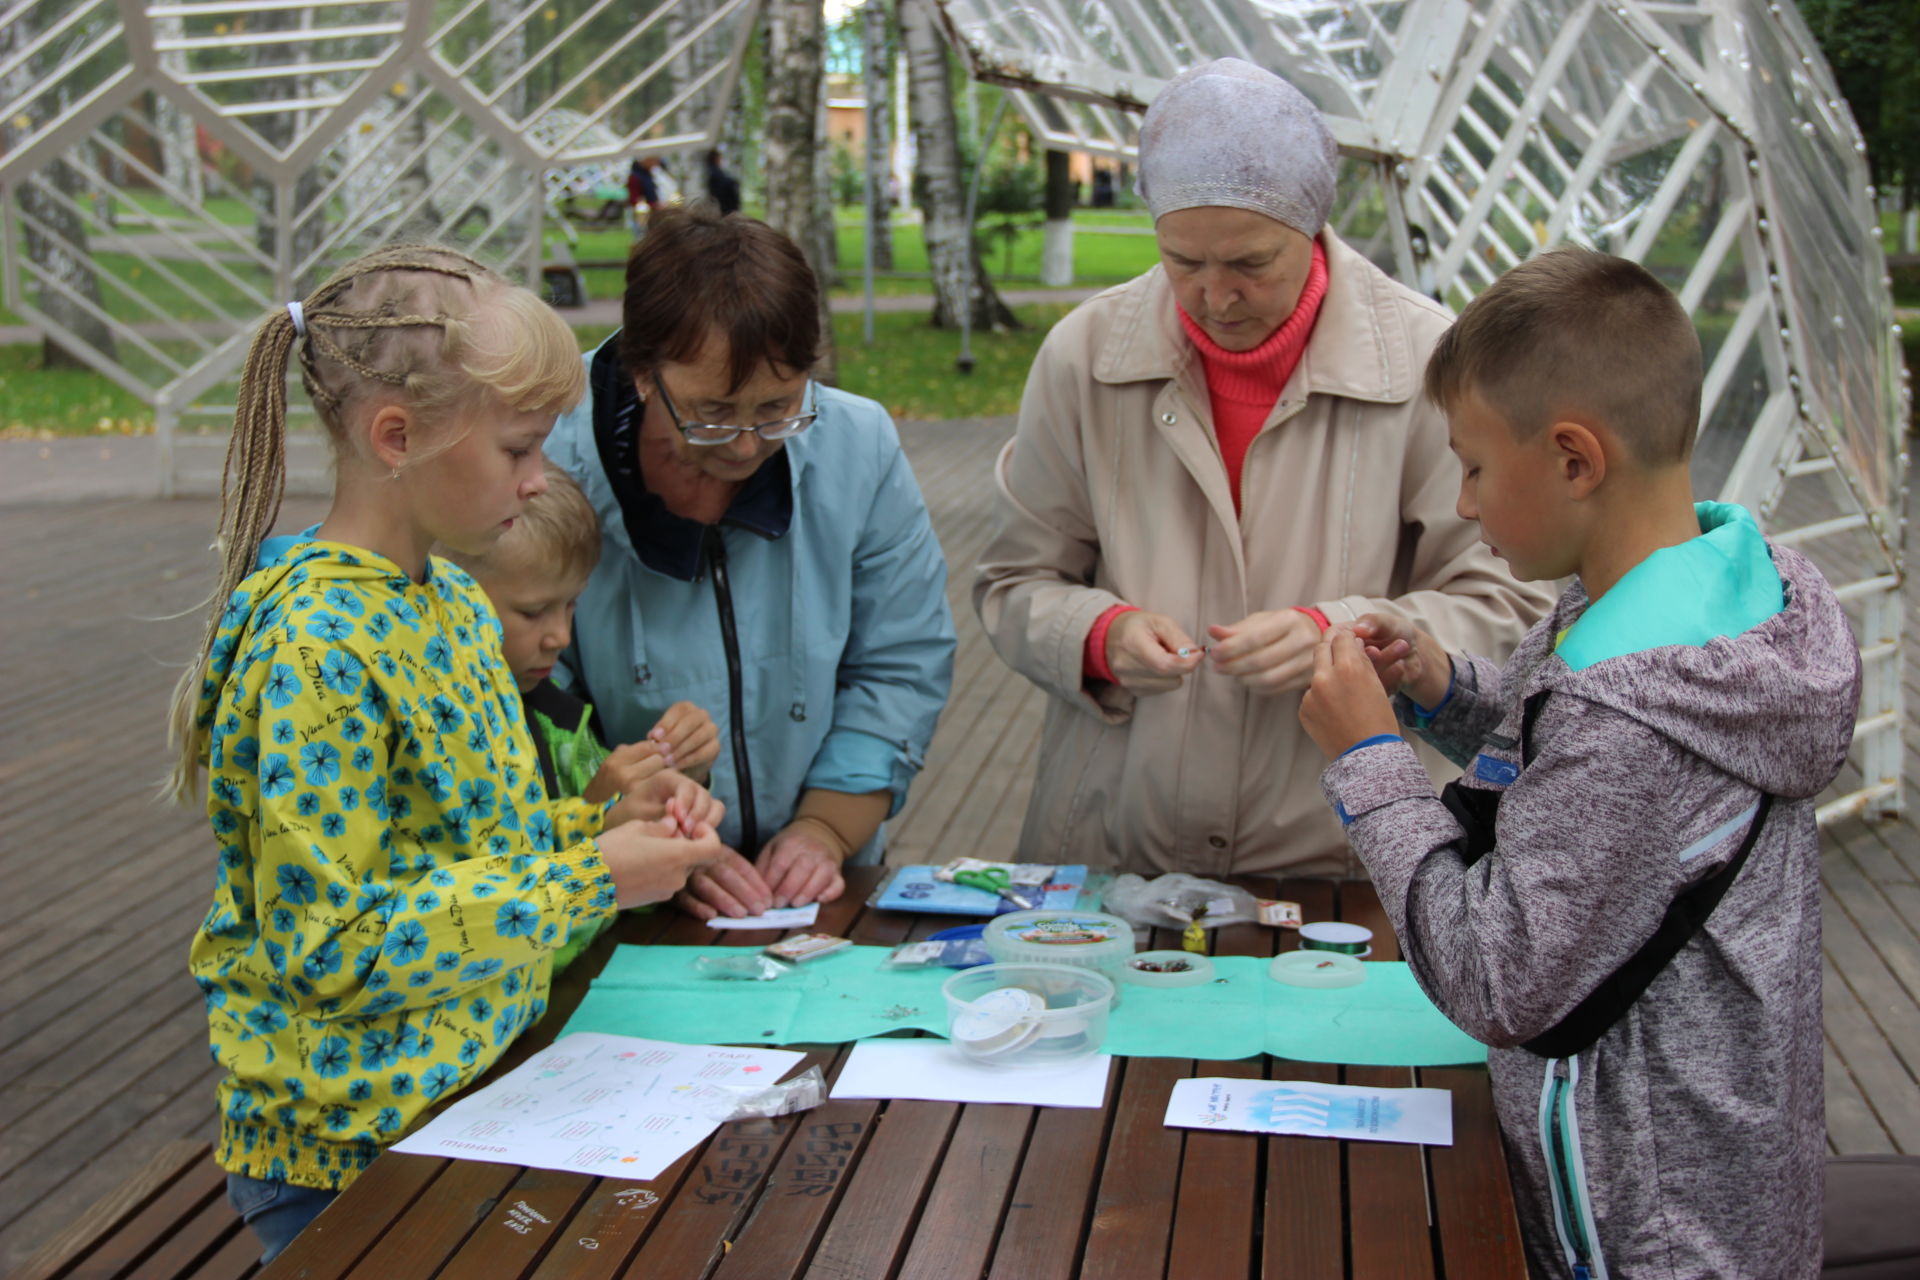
{"left": 1137, "top": 58, "right": 1338, "bottom": 237}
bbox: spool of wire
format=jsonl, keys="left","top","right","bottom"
{"left": 1298, "top": 922, "right": 1372, "bottom": 957}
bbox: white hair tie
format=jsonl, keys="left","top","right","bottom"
{"left": 286, "top": 301, "right": 306, "bottom": 338}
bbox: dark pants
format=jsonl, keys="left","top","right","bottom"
{"left": 228, "top": 1172, "right": 338, "bottom": 1264}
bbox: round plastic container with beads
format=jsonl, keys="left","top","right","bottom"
{"left": 942, "top": 963, "right": 1114, "bottom": 1066}
{"left": 981, "top": 910, "right": 1136, "bottom": 1000}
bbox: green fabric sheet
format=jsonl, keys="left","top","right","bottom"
{"left": 559, "top": 946, "right": 1487, "bottom": 1067}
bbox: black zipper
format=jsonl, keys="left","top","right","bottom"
{"left": 704, "top": 526, "right": 758, "bottom": 855}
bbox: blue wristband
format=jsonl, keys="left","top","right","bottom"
{"left": 1339, "top": 733, "right": 1403, "bottom": 759}
{"left": 1408, "top": 662, "right": 1457, "bottom": 726}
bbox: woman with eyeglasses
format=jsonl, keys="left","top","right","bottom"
{"left": 544, "top": 202, "right": 956, "bottom": 921}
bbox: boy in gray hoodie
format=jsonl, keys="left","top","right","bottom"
{"left": 1299, "top": 247, "right": 1860, "bottom": 1279}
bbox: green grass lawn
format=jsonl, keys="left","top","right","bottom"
{"left": 570, "top": 211, "right": 1160, "bottom": 303}
{"left": 0, "top": 344, "right": 154, "bottom": 438}
{"left": 0, "top": 301, "right": 1070, "bottom": 438}
{"left": 829, "top": 302, "right": 1071, "bottom": 422}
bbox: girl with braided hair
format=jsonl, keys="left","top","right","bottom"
{"left": 167, "top": 246, "right": 727, "bottom": 1263}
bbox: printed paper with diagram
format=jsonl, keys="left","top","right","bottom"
{"left": 393, "top": 1032, "right": 807, "bottom": 1178}
{"left": 1164, "top": 1076, "right": 1453, "bottom": 1146}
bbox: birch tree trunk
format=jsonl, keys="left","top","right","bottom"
{"left": 249, "top": 4, "right": 327, "bottom": 292}
{"left": 899, "top": 0, "right": 1016, "bottom": 331}
{"left": 861, "top": 0, "right": 894, "bottom": 271}
{"left": 762, "top": 0, "right": 837, "bottom": 381}
{"left": 813, "top": 82, "right": 836, "bottom": 272}
{"left": 153, "top": 18, "right": 203, "bottom": 207}
{"left": 1040, "top": 148, "right": 1074, "bottom": 285}
{"left": 0, "top": 11, "right": 117, "bottom": 368}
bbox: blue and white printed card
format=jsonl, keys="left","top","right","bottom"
{"left": 1164, "top": 1077, "right": 1453, "bottom": 1146}
{"left": 870, "top": 864, "right": 1089, "bottom": 915}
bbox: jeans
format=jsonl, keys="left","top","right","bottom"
{"left": 227, "top": 1173, "right": 338, "bottom": 1264}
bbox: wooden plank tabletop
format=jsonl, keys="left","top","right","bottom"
{"left": 9, "top": 416, "right": 1918, "bottom": 1277}
{"left": 256, "top": 867, "right": 1523, "bottom": 1280}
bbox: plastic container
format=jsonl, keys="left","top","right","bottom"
{"left": 1298, "top": 922, "right": 1373, "bottom": 958}
{"left": 1120, "top": 950, "right": 1216, "bottom": 988}
{"left": 1270, "top": 950, "right": 1366, "bottom": 988}
{"left": 982, "top": 910, "right": 1136, "bottom": 995}
{"left": 941, "top": 963, "right": 1115, "bottom": 1066}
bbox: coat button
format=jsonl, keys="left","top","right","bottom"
{"left": 789, "top": 703, "right": 806, "bottom": 721}
{"left": 1208, "top": 835, "right": 1227, "bottom": 849}
{"left": 1161, "top": 412, "right": 1177, "bottom": 425}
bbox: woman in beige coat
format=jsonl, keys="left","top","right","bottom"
{"left": 974, "top": 60, "right": 1553, "bottom": 878}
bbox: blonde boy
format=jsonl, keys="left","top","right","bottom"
{"left": 446, "top": 464, "right": 720, "bottom": 966}
{"left": 1299, "top": 248, "right": 1859, "bottom": 1278}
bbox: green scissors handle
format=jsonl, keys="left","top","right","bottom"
{"left": 953, "top": 867, "right": 1011, "bottom": 894}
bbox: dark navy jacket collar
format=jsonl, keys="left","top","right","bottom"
{"left": 588, "top": 339, "right": 793, "bottom": 582}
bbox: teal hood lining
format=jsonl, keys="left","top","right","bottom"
{"left": 1555, "top": 502, "right": 1784, "bottom": 672}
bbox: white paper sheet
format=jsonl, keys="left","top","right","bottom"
{"left": 392, "top": 1033, "right": 807, "bottom": 1178}
{"left": 1163, "top": 1077, "right": 1452, "bottom": 1146}
{"left": 707, "top": 903, "right": 821, "bottom": 930}
{"left": 829, "top": 1039, "right": 1112, "bottom": 1108}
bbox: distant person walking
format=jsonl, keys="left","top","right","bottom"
{"left": 705, "top": 147, "right": 742, "bottom": 216}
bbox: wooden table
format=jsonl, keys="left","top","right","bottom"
{"left": 259, "top": 868, "right": 1525, "bottom": 1280}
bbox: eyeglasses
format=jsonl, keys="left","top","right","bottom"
{"left": 651, "top": 371, "right": 817, "bottom": 446}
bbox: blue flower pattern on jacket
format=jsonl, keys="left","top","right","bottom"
{"left": 189, "top": 542, "right": 617, "bottom": 1190}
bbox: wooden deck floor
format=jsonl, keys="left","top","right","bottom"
{"left": 1, "top": 417, "right": 1918, "bottom": 1270}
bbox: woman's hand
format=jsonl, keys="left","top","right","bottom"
{"left": 582, "top": 741, "right": 669, "bottom": 806}
{"left": 758, "top": 819, "right": 848, "bottom": 909}
{"left": 1350, "top": 613, "right": 1453, "bottom": 709}
{"left": 647, "top": 701, "right": 720, "bottom": 780}
{"left": 1300, "top": 628, "right": 1404, "bottom": 760}
{"left": 672, "top": 848, "right": 777, "bottom": 921}
{"left": 1104, "top": 609, "right": 1205, "bottom": 694}
{"left": 595, "top": 817, "right": 726, "bottom": 909}
{"left": 1206, "top": 609, "right": 1323, "bottom": 694}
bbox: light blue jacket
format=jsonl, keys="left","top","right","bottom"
{"left": 543, "top": 340, "right": 955, "bottom": 860}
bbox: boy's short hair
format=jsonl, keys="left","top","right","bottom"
{"left": 449, "top": 461, "right": 601, "bottom": 584}
{"left": 1425, "top": 246, "right": 1702, "bottom": 466}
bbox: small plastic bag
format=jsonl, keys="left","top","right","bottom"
{"left": 1101, "top": 873, "right": 1259, "bottom": 931}
{"left": 697, "top": 1065, "right": 827, "bottom": 1121}
{"left": 691, "top": 953, "right": 794, "bottom": 981}
{"left": 885, "top": 937, "right": 993, "bottom": 968}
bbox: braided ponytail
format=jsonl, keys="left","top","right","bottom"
{"left": 164, "top": 245, "right": 585, "bottom": 807}
{"left": 163, "top": 306, "right": 301, "bottom": 805}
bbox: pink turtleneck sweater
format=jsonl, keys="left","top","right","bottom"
{"left": 1084, "top": 241, "right": 1331, "bottom": 683}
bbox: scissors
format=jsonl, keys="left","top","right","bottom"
{"left": 953, "top": 866, "right": 1012, "bottom": 896}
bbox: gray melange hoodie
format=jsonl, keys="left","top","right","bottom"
{"left": 1322, "top": 535, "right": 1860, "bottom": 1279}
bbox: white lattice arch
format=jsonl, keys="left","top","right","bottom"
{"left": 933, "top": 0, "right": 1908, "bottom": 822}
{"left": 0, "top": 0, "right": 1904, "bottom": 819}
{"left": 0, "top": 0, "right": 762, "bottom": 472}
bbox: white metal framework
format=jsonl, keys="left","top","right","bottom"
{"left": 934, "top": 0, "right": 1908, "bottom": 821}
{"left": 0, "top": 0, "right": 1905, "bottom": 818}
{"left": 0, "top": 0, "right": 762, "bottom": 486}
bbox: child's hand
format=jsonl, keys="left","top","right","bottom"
{"left": 662, "top": 780, "right": 725, "bottom": 838}
{"left": 1300, "top": 628, "right": 1403, "bottom": 760}
{"left": 646, "top": 702, "right": 720, "bottom": 778}
{"left": 582, "top": 742, "right": 669, "bottom": 805}
{"left": 1351, "top": 613, "right": 1454, "bottom": 710}
{"left": 595, "top": 816, "right": 727, "bottom": 910}
{"left": 605, "top": 767, "right": 715, "bottom": 828}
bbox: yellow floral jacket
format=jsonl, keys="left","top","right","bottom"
{"left": 189, "top": 540, "right": 613, "bottom": 1188}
